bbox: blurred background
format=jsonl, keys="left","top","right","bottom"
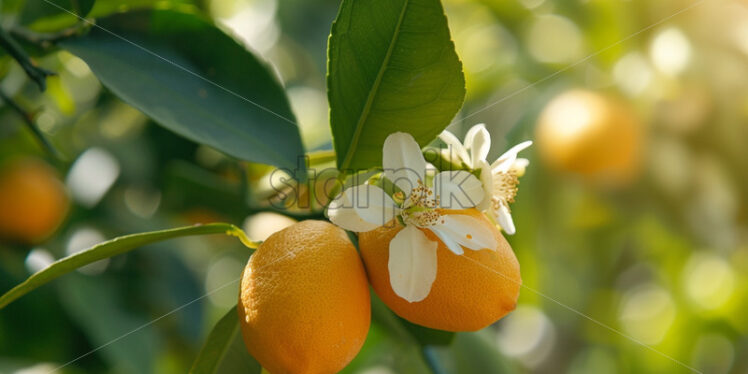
{"left": 1, "top": 0, "right": 747, "bottom": 373}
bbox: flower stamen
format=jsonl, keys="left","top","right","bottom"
{"left": 400, "top": 179, "right": 441, "bottom": 227}
{"left": 492, "top": 171, "right": 519, "bottom": 205}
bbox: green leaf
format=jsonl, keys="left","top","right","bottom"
{"left": 370, "top": 291, "right": 414, "bottom": 342}
{"left": 0, "top": 223, "right": 252, "bottom": 310}
{"left": 371, "top": 292, "right": 455, "bottom": 346}
{"left": 370, "top": 294, "right": 453, "bottom": 372}
{"left": 327, "top": 0, "right": 466, "bottom": 171}
{"left": 398, "top": 317, "right": 455, "bottom": 346}
{"left": 61, "top": 9, "right": 306, "bottom": 170}
{"left": 58, "top": 275, "right": 160, "bottom": 373}
{"left": 20, "top": 0, "right": 95, "bottom": 31}
{"left": 441, "top": 332, "right": 518, "bottom": 374}
{"left": 190, "top": 306, "right": 261, "bottom": 374}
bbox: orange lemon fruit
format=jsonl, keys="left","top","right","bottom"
{"left": 238, "top": 220, "right": 370, "bottom": 374}
{"left": 359, "top": 209, "right": 520, "bottom": 332}
{"left": 535, "top": 89, "right": 643, "bottom": 183}
{"left": 0, "top": 157, "right": 69, "bottom": 244}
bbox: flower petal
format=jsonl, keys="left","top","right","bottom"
{"left": 512, "top": 158, "right": 530, "bottom": 176}
{"left": 388, "top": 226, "right": 438, "bottom": 303}
{"left": 439, "top": 130, "right": 470, "bottom": 166}
{"left": 430, "top": 214, "right": 497, "bottom": 254}
{"left": 433, "top": 170, "right": 484, "bottom": 209}
{"left": 351, "top": 184, "right": 399, "bottom": 227}
{"left": 327, "top": 187, "right": 381, "bottom": 232}
{"left": 463, "top": 123, "right": 483, "bottom": 149}
{"left": 465, "top": 124, "right": 490, "bottom": 169}
{"left": 429, "top": 224, "right": 464, "bottom": 255}
{"left": 495, "top": 203, "right": 516, "bottom": 235}
{"left": 476, "top": 160, "right": 493, "bottom": 211}
{"left": 491, "top": 140, "right": 533, "bottom": 173}
{"left": 383, "top": 132, "right": 427, "bottom": 196}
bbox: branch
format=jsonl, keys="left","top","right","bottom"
{"left": 0, "top": 90, "right": 60, "bottom": 160}
{"left": 10, "top": 23, "right": 89, "bottom": 48}
{"left": 0, "top": 28, "right": 54, "bottom": 91}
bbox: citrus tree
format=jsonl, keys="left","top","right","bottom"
{"left": 0, "top": 0, "right": 528, "bottom": 372}
{"left": 5, "top": 0, "right": 744, "bottom": 373}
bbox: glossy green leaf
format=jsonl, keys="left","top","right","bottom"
{"left": 61, "top": 9, "right": 305, "bottom": 170}
{"left": 327, "top": 0, "right": 466, "bottom": 170}
{"left": 441, "top": 332, "right": 518, "bottom": 374}
{"left": 341, "top": 324, "right": 432, "bottom": 374}
{"left": 370, "top": 291, "right": 414, "bottom": 342}
{"left": 190, "top": 306, "right": 261, "bottom": 374}
{"left": 0, "top": 223, "right": 252, "bottom": 309}
{"left": 369, "top": 294, "right": 453, "bottom": 372}
{"left": 371, "top": 292, "right": 455, "bottom": 345}
{"left": 398, "top": 316, "right": 455, "bottom": 346}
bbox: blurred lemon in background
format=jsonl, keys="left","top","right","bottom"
{"left": 535, "top": 90, "right": 643, "bottom": 184}
{"left": 359, "top": 209, "right": 520, "bottom": 332}
{"left": 0, "top": 157, "right": 69, "bottom": 244}
{"left": 238, "top": 220, "right": 370, "bottom": 374}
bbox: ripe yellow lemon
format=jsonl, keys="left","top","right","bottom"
{"left": 359, "top": 209, "right": 520, "bottom": 332}
{"left": 535, "top": 89, "right": 642, "bottom": 183}
{"left": 238, "top": 220, "right": 370, "bottom": 374}
{"left": 0, "top": 158, "right": 69, "bottom": 244}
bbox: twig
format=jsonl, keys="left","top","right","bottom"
{"left": 10, "top": 24, "right": 86, "bottom": 48}
{"left": 0, "top": 90, "right": 60, "bottom": 160}
{"left": 0, "top": 28, "right": 54, "bottom": 91}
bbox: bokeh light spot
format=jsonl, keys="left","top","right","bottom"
{"left": 66, "top": 148, "right": 120, "bottom": 208}
{"left": 619, "top": 284, "right": 675, "bottom": 345}
{"left": 124, "top": 185, "right": 162, "bottom": 219}
{"left": 496, "top": 305, "right": 556, "bottom": 367}
{"left": 25, "top": 248, "right": 55, "bottom": 274}
{"left": 243, "top": 212, "right": 297, "bottom": 241}
{"left": 527, "top": 15, "right": 583, "bottom": 64}
{"left": 650, "top": 27, "right": 692, "bottom": 75}
{"left": 682, "top": 252, "right": 735, "bottom": 311}
{"left": 614, "top": 52, "right": 653, "bottom": 96}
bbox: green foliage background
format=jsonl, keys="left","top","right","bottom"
{"left": 1, "top": 0, "right": 747, "bottom": 373}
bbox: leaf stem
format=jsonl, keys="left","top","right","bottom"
{"left": 225, "top": 225, "right": 259, "bottom": 249}
{"left": 0, "top": 28, "right": 54, "bottom": 91}
{"left": 0, "top": 90, "right": 61, "bottom": 161}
